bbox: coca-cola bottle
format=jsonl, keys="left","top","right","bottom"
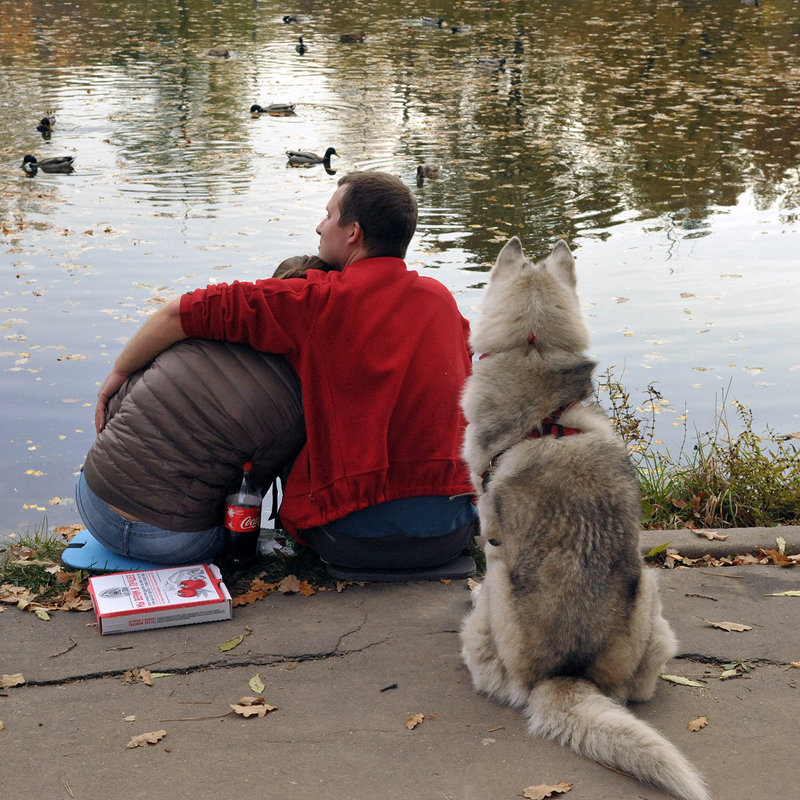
{"left": 224, "top": 461, "right": 263, "bottom": 566}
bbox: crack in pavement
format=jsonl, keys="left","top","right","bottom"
{"left": 17, "top": 636, "right": 392, "bottom": 689}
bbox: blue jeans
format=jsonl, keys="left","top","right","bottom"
{"left": 75, "top": 470, "right": 224, "bottom": 565}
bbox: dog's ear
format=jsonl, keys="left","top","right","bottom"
{"left": 545, "top": 239, "right": 577, "bottom": 287}
{"left": 491, "top": 236, "right": 526, "bottom": 282}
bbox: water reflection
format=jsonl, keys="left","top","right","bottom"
{"left": 0, "top": 0, "right": 798, "bottom": 535}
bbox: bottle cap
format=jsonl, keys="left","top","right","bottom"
{"left": 243, "top": 461, "right": 253, "bottom": 471}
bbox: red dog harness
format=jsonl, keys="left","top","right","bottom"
{"left": 480, "top": 404, "right": 581, "bottom": 491}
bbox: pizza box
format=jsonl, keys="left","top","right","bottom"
{"left": 88, "top": 563, "right": 231, "bottom": 635}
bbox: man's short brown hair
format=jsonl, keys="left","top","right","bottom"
{"left": 336, "top": 171, "right": 418, "bottom": 259}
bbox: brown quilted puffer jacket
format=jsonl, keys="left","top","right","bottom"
{"left": 83, "top": 339, "right": 305, "bottom": 531}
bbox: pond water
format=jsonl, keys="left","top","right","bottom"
{"left": 1, "top": 0, "right": 798, "bottom": 538}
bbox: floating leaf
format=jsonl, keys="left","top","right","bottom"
{"left": 1, "top": 673, "right": 25, "bottom": 689}
{"left": 249, "top": 673, "right": 266, "bottom": 694}
{"left": 219, "top": 634, "right": 244, "bottom": 651}
{"left": 126, "top": 729, "right": 166, "bottom": 748}
{"left": 660, "top": 674, "right": 705, "bottom": 688}
{"left": 703, "top": 618, "right": 752, "bottom": 633}
{"left": 688, "top": 716, "right": 708, "bottom": 732}
{"left": 523, "top": 782, "right": 572, "bottom": 799}
{"left": 406, "top": 713, "right": 425, "bottom": 730}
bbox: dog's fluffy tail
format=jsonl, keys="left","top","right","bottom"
{"left": 525, "top": 677, "right": 710, "bottom": 800}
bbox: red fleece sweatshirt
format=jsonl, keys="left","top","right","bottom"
{"left": 180, "top": 257, "right": 474, "bottom": 540}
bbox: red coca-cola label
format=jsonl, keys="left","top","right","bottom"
{"left": 225, "top": 505, "right": 260, "bottom": 533}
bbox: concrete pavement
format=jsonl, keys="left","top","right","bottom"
{"left": 1, "top": 527, "right": 799, "bottom": 800}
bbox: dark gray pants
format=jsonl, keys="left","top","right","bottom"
{"left": 307, "top": 517, "right": 478, "bottom": 570}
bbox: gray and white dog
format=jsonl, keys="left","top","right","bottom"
{"left": 460, "top": 237, "right": 709, "bottom": 800}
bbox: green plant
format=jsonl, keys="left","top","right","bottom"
{"left": 0, "top": 518, "right": 82, "bottom": 604}
{"left": 596, "top": 369, "right": 800, "bottom": 529}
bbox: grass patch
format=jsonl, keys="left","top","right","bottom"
{"left": 0, "top": 519, "right": 91, "bottom": 611}
{"left": 597, "top": 368, "right": 800, "bottom": 529}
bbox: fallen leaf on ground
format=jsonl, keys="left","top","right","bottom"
{"left": 758, "top": 547, "right": 795, "bottom": 567}
{"left": 764, "top": 590, "right": 800, "bottom": 597}
{"left": 645, "top": 541, "right": 671, "bottom": 558}
{"left": 276, "top": 574, "right": 315, "bottom": 595}
{"left": 230, "top": 696, "right": 278, "bottom": 718}
{"left": 249, "top": 673, "right": 265, "bottom": 693}
{"left": 126, "top": 729, "right": 166, "bottom": 748}
{"left": 123, "top": 668, "right": 153, "bottom": 686}
{"left": 660, "top": 674, "right": 705, "bottom": 688}
{"left": 688, "top": 716, "right": 708, "bottom": 731}
{"left": 692, "top": 529, "right": 728, "bottom": 541}
{"left": 232, "top": 577, "right": 278, "bottom": 606}
{"left": 58, "top": 586, "right": 94, "bottom": 612}
{"left": 523, "top": 781, "right": 572, "bottom": 798}
{"left": 54, "top": 524, "right": 84, "bottom": 541}
{"left": 277, "top": 574, "right": 302, "bottom": 593}
{"left": 703, "top": 618, "right": 752, "bottom": 632}
{"left": 219, "top": 634, "right": 244, "bottom": 651}
{"left": 230, "top": 702, "right": 278, "bottom": 718}
{"left": 0, "top": 720, "right": 5, "bottom": 730}
{"left": 1, "top": 673, "right": 25, "bottom": 689}
{"left": 0, "top": 585, "right": 35, "bottom": 604}
{"left": 406, "top": 713, "right": 425, "bottom": 730}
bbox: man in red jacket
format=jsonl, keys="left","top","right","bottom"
{"left": 91, "top": 172, "right": 477, "bottom": 576}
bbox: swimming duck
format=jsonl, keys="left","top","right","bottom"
{"left": 283, "top": 14, "right": 304, "bottom": 23}
{"left": 36, "top": 116, "right": 55, "bottom": 135}
{"left": 422, "top": 16, "right": 445, "bottom": 27}
{"left": 207, "top": 46, "right": 230, "bottom": 58}
{"left": 476, "top": 56, "right": 506, "bottom": 69}
{"left": 339, "top": 31, "right": 366, "bottom": 43}
{"left": 22, "top": 154, "right": 75, "bottom": 174}
{"left": 295, "top": 36, "right": 307, "bottom": 54}
{"left": 286, "top": 147, "right": 337, "bottom": 166}
{"left": 416, "top": 164, "right": 441, "bottom": 186}
{"left": 451, "top": 24, "right": 470, "bottom": 34}
{"left": 250, "top": 103, "right": 296, "bottom": 116}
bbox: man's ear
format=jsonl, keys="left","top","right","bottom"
{"left": 347, "top": 220, "right": 364, "bottom": 246}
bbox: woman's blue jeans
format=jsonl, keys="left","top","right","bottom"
{"left": 75, "top": 470, "right": 224, "bottom": 564}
